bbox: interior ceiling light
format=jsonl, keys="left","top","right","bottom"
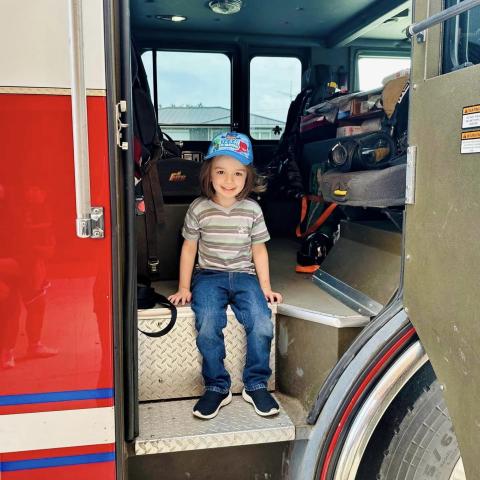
{"left": 156, "top": 14, "right": 187, "bottom": 22}
{"left": 208, "top": 0, "right": 243, "bottom": 15}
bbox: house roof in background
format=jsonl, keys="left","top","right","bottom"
{"left": 158, "top": 107, "right": 285, "bottom": 127}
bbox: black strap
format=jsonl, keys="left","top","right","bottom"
{"left": 137, "top": 285, "right": 177, "bottom": 337}
{"left": 142, "top": 154, "right": 165, "bottom": 276}
{"left": 142, "top": 148, "right": 165, "bottom": 225}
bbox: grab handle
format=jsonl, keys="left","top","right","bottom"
{"left": 407, "top": 0, "right": 480, "bottom": 40}
{"left": 67, "top": 0, "right": 104, "bottom": 238}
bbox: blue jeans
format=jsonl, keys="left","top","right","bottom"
{"left": 191, "top": 269, "right": 274, "bottom": 394}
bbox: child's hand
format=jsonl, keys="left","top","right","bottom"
{"left": 168, "top": 288, "right": 192, "bottom": 306}
{"left": 262, "top": 289, "right": 283, "bottom": 304}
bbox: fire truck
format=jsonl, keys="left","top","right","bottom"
{"left": 1, "top": 0, "right": 479, "bottom": 478}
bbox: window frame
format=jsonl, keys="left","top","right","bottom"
{"left": 351, "top": 48, "right": 411, "bottom": 91}
{"left": 142, "top": 48, "right": 234, "bottom": 141}
{"left": 442, "top": 0, "right": 480, "bottom": 74}
{"left": 248, "top": 51, "right": 306, "bottom": 142}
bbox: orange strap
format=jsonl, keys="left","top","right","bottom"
{"left": 295, "top": 264, "right": 320, "bottom": 274}
{"left": 296, "top": 195, "right": 337, "bottom": 238}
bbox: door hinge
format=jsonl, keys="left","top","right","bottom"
{"left": 116, "top": 100, "right": 129, "bottom": 150}
{"left": 406, "top": 146, "right": 417, "bottom": 205}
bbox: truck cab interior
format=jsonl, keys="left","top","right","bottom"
{"left": 126, "top": 0, "right": 416, "bottom": 478}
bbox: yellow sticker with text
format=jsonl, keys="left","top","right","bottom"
{"left": 462, "top": 105, "right": 480, "bottom": 129}
{"left": 461, "top": 130, "right": 480, "bottom": 140}
{"left": 461, "top": 130, "right": 480, "bottom": 153}
{"left": 463, "top": 105, "right": 480, "bottom": 115}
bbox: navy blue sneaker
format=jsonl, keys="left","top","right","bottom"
{"left": 242, "top": 388, "right": 279, "bottom": 417}
{"left": 193, "top": 390, "right": 232, "bottom": 419}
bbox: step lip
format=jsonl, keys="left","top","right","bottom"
{"left": 277, "top": 303, "right": 369, "bottom": 327}
{"left": 135, "top": 396, "right": 295, "bottom": 455}
{"left": 138, "top": 303, "right": 277, "bottom": 319}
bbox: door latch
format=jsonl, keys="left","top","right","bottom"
{"left": 116, "top": 100, "right": 129, "bottom": 150}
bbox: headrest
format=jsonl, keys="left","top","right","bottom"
{"left": 302, "top": 66, "right": 317, "bottom": 89}
{"left": 302, "top": 64, "right": 335, "bottom": 90}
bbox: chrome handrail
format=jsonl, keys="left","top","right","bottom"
{"left": 407, "top": 0, "right": 480, "bottom": 38}
{"left": 67, "top": 0, "right": 92, "bottom": 238}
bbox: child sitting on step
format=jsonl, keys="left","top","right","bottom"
{"left": 169, "top": 131, "right": 282, "bottom": 419}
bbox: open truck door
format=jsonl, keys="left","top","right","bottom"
{"left": 405, "top": 0, "right": 480, "bottom": 478}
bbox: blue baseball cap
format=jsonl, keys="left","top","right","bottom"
{"left": 204, "top": 132, "right": 253, "bottom": 165}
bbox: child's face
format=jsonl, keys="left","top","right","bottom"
{"left": 210, "top": 155, "right": 247, "bottom": 201}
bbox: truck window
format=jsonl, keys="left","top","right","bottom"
{"left": 249, "top": 56, "right": 301, "bottom": 140}
{"left": 143, "top": 50, "right": 231, "bottom": 141}
{"left": 357, "top": 55, "right": 411, "bottom": 90}
{"left": 141, "top": 50, "right": 154, "bottom": 102}
{"left": 443, "top": 0, "right": 480, "bottom": 74}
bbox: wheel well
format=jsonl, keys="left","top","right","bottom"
{"left": 356, "top": 361, "right": 437, "bottom": 477}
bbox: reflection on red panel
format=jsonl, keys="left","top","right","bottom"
{"left": 0, "top": 94, "right": 113, "bottom": 407}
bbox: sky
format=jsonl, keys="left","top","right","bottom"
{"left": 142, "top": 51, "right": 302, "bottom": 122}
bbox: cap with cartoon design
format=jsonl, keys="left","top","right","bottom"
{"left": 204, "top": 132, "right": 253, "bottom": 165}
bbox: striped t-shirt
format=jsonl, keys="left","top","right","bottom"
{"left": 182, "top": 197, "right": 270, "bottom": 274}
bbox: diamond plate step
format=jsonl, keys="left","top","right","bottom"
{"left": 138, "top": 305, "right": 276, "bottom": 401}
{"left": 135, "top": 395, "right": 294, "bottom": 455}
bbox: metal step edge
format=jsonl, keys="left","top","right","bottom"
{"left": 277, "top": 303, "right": 369, "bottom": 328}
{"left": 139, "top": 303, "right": 278, "bottom": 320}
{"left": 312, "top": 270, "right": 383, "bottom": 317}
{"left": 135, "top": 396, "right": 295, "bottom": 455}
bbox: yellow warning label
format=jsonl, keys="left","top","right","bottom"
{"left": 461, "top": 130, "right": 480, "bottom": 140}
{"left": 463, "top": 105, "right": 480, "bottom": 115}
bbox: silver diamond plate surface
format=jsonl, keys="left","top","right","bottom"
{"left": 135, "top": 395, "right": 294, "bottom": 455}
{"left": 138, "top": 306, "right": 276, "bottom": 401}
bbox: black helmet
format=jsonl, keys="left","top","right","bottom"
{"left": 296, "top": 231, "right": 333, "bottom": 273}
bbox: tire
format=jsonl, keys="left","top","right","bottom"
{"left": 377, "top": 378, "right": 462, "bottom": 480}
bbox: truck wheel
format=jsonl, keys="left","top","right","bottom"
{"left": 377, "top": 379, "right": 463, "bottom": 480}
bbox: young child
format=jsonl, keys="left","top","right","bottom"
{"left": 168, "top": 132, "right": 282, "bottom": 420}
